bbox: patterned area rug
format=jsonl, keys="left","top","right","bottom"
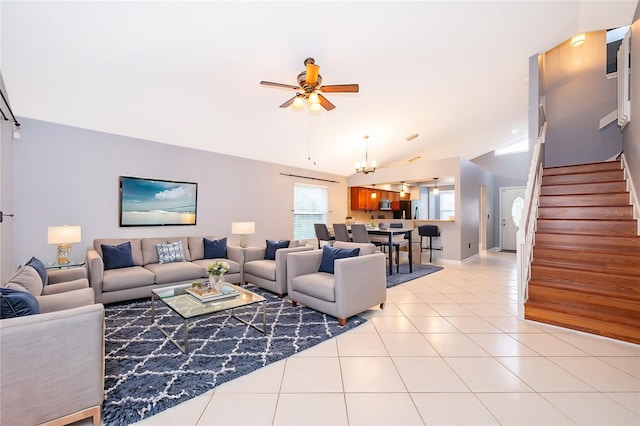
{"left": 102, "top": 284, "right": 366, "bottom": 425}
{"left": 386, "top": 263, "right": 443, "bottom": 288}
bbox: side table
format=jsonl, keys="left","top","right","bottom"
{"left": 45, "top": 260, "right": 86, "bottom": 270}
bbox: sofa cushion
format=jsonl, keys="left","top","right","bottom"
{"left": 156, "top": 241, "right": 186, "bottom": 264}
{"left": 4, "top": 265, "right": 44, "bottom": 296}
{"left": 26, "top": 257, "right": 48, "bottom": 286}
{"left": 141, "top": 238, "right": 168, "bottom": 265}
{"left": 95, "top": 238, "right": 144, "bottom": 266}
{"left": 318, "top": 245, "right": 360, "bottom": 274}
{"left": 167, "top": 237, "right": 191, "bottom": 261}
{"left": 243, "top": 260, "right": 277, "bottom": 281}
{"left": 265, "top": 240, "right": 290, "bottom": 261}
{"left": 291, "top": 273, "right": 336, "bottom": 302}
{"left": 102, "top": 266, "right": 156, "bottom": 293}
{"left": 102, "top": 242, "right": 136, "bottom": 270}
{"left": 0, "top": 287, "right": 40, "bottom": 318}
{"left": 144, "top": 262, "right": 204, "bottom": 285}
{"left": 188, "top": 236, "right": 217, "bottom": 261}
{"left": 204, "top": 237, "right": 227, "bottom": 259}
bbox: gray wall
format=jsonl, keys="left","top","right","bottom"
{"left": 471, "top": 149, "right": 528, "bottom": 247}
{"left": 459, "top": 158, "right": 494, "bottom": 260}
{"left": 544, "top": 30, "right": 623, "bottom": 167}
{"left": 623, "top": 3, "right": 640, "bottom": 205}
{"left": 11, "top": 118, "right": 348, "bottom": 269}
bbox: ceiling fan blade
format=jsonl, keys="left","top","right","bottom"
{"left": 306, "top": 63, "right": 320, "bottom": 85}
{"left": 279, "top": 97, "right": 297, "bottom": 108}
{"left": 320, "top": 84, "right": 359, "bottom": 93}
{"left": 260, "top": 81, "right": 300, "bottom": 90}
{"left": 318, "top": 94, "right": 336, "bottom": 111}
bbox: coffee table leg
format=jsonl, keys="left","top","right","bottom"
{"left": 231, "top": 302, "right": 266, "bottom": 334}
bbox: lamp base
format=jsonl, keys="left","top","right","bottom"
{"left": 239, "top": 234, "right": 248, "bottom": 248}
{"left": 57, "top": 244, "right": 71, "bottom": 264}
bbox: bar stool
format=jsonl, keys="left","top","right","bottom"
{"left": 418, "top": 225, "right": 441, "bottom": 263}
{"left": 314, "top": 223, "right": 335, "bottom": 249}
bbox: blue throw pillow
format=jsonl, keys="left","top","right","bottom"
{"left": 204, "top": 237, "right": 227, "bottom": 259}
{"left": 318, "top": 245, "right": 360, "bottom": 274}
{"left": 0, "top": 288, "right": 40, "bottom": 319}
{"left": 264, "top": 240, "right": 290, "bottom": 260}
{"left": 102, "top": 242, "right": 135, "bottom": 270}
{"left": 26, "top": 256, "right": 48, "bottom": 286}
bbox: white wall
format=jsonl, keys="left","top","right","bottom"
{"left": 11, "top": 118, "right": 348, "bottom": 269}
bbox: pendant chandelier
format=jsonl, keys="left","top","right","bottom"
{"left": 355, "top": 135, "right": 377, "bottom": 174}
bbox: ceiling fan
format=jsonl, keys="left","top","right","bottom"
{"left": 260, "top": 57, "right": 359, "bottom": 111}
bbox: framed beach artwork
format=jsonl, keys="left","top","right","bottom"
{"left": 119, "top": 176, "right": 198, "bottom": 226}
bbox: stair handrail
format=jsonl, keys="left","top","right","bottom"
{"left": 516, "top": 121, "right": 547, "bottom": 318}
{"left": 620, "top": 152, "right": 640, "bottom": 235}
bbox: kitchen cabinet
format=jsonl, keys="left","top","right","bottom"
{"left": 391, "top": 192, "right": 400, "bottom": 211}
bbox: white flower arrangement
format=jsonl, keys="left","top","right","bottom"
{"left": 207, "top": 261, "right": 230, "bottom": 276}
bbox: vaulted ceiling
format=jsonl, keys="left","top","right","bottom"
{"left": 1, "top": 1, "right": 637, "bottom": 176}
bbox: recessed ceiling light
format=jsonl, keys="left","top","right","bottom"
{"left": 406, "top": 133, "right": 419, "bottom": 141}
{"left": 408, "top": 156, "right": 421, "bottom": 163}
{"left": 512, "top": 129, "right": 519, "bottom": 134}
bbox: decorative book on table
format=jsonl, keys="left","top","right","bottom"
{"left": 185, "top": 284, "right": 239, "bottom": 302}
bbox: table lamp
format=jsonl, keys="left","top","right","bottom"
{"left": 231, "top": 221, "right": 255, "bottom": 248}
{"left": 48, "top": 225, "right": 82, "bottom": 264}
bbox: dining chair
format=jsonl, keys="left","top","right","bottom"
{"left": 374, "top": 223, "right": 408, "bottom": 273}
{"left": 349, "top": 224, "right": 371, "bottom": 244}
{"left": 314, "top": 223, "right": 335, "bottom": 249}
{"left": 332, "top": 223, "right": 351, "bottom": 242}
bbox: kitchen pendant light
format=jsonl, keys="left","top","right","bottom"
{"left": 400, "top": 181, "right": 406, "bottom": 197}
{"left": 433, "top": 177, "right": 440, "bottom": 195}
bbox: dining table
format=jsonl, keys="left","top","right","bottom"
{"left": 366, "top": 227, "right": 414, "bottom": 275}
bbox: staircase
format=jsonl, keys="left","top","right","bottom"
{"left": 525, "top": 160, "right": 640, "bottom": 344}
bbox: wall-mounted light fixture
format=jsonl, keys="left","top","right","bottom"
{"left": 571, "top": 33, "right": 586, "bottom": 47}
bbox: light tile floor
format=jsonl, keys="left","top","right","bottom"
{"left": 133, "top": 252, "right": 640, "bottom": 426}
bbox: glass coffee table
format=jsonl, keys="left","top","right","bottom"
{"left": 151, "top": 282, "right": 266, "bottom": 353}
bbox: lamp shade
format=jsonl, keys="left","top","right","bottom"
{"left": 231, "top": 221, "right": 255, "bottom": 235}
{"left": 47, "top": 226, "right": 82, "bottom": 244}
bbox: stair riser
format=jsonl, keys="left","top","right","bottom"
{"left": 544, "top": 161, "right": 621, "bottom": 176}
{"left": 539, "top": 193, "right": 629, "bottom": 207}
{"left": 530, "top": 265, "right": 640, "bottom": 293}
{"left": 542, "top": 170, "right": 624, "bottom": 185}
{"left": 524, "top": 306, "right": 640, "bottom": 344}
{"left": 533, "top": 247, "right": 640, "bottom": 274}
{"left": 535, "top": 233, "right": 640, "bottom": 250}
{"left": 541, "top": 182, "right": 628, "bottom": 195}
{"left": 536, "top": 219, "right": 637, "bottom": 236}
{"left": 538, "top": 206, "right": 634, "bottom": 220}
{"left": 528, "top": 284, "right": 640, "bottom": 317}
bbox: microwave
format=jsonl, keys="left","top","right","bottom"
{"left": 379, "top": 200, "right": 392, "bottom": 210}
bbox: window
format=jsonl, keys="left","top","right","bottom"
{"left": 494, "top": 138, "right": 529, "bottom": 156}
{"left": 293, "top": 183, "right": 328, "bottom": 240}
{"left": 439, "top": 190, "right": 455, "bottom": 220}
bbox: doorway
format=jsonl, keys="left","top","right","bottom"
{"left": 500, "top": 186, "right": 525, "bottom": 251}
{"left": 0, "top": 120, "right": 14, "bottom": 282}
{"left": 479, "top": 185, "right": 487, "bottom": 253}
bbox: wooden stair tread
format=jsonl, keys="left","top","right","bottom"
{"left": 543, "top": 160, "right": 621, "bottom": 175}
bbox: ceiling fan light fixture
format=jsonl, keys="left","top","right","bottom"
{"left": 292, "top": 96, "right": 305, "bottom": 110}
{"left": 308, "top": 92, "right": 320, "bottom": 105}
{"left": 309, "top": 102, "right": 322, "bottom": 112}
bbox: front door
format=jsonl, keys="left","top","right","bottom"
{"left": 500, "top": 187, "right": 525, "bottom": 251}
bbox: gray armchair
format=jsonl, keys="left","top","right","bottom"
{"left": 287, "top": 241, "right": 387, "bottom": 326}
{"left": 0, "top": 303, "right": 105, "bottom": 425}
{"left": 243, "top": 240, "right": 313, "bottom": 297}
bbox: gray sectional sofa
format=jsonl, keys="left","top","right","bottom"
{"left": 86, "top": 236, "right": 243, "bottom": 304}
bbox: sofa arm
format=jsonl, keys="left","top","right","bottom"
{"left": 0, "top": 304, "right": 105, "bottom": 425}
{"left": 48, "top": 267, "right": 87, "bottom": 284}
{"left": 41, "top": 278, "right": 89, "bottom": 295}
{"left": 334, "top": 252, "right": 386, "bottom": 317}
{"left": 275, "top": 246, "right": 313, "bottom": 280}
{"left": 37, "top": 287, "right": 95, "bottom": 313}
{"left": 86, "top": 249, "right": 105, "bottom": 296}
{"left": 286, "top": 249, "right": 324, "bottom": 294}
{"left": 227, "top": 244, "right": 244, "bottom": 265}
{"left": 244, "top": 247, "right": 266, "bottom": 262}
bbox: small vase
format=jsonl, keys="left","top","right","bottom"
{"left": 209, "top": 273, "right": 224, "bottom": 291}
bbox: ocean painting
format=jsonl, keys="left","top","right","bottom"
{"left": 119, "top": 176, "right": 197, "bottom": 226}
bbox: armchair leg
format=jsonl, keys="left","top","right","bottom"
{"left": 291, "top": 300, "right": 297, "bottom": 307}
{"left": 338, "top": 318, "right": 346, "bottom": 326}
{"left": 380, "top": 302, "right": 385, "bottom": 309}
{"left": 39, "top": 406, "right": 101, "bottom": 426}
